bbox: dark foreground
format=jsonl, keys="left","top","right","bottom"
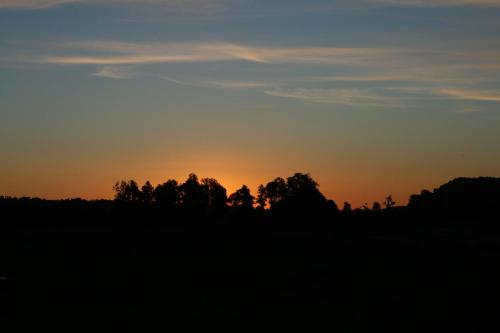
{"left": 6, "top": 176, "right": 500, "bottom": 329}
{"left": 7, "top": 221, "right": 500, "bottom": 331}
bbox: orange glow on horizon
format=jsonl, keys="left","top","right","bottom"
{"left": 3, "top": 146, "right": 498, "bottom": 208}
{"left": 0, "top": 166, "right": 454, "bottom": 209}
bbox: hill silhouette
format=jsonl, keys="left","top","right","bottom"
{"left": 409, "top": 177, "right": 500, "bottom": 221}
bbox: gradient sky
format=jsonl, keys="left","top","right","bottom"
{"left": 1, "top": 0, "right": 500, "bottom": 207}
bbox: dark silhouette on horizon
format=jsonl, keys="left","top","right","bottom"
{"left": 3, "top": 173, "right": 500, "bottom": 226}
{"left": 5, "top": 174, "right": 500, "bottom": 330}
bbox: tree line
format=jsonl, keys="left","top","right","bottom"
{"left": 2, "top": 174, "right": 499, "bottom": 225}
{"left": 88, "top": 174, "right": 500, "bottom": 223}
{"left": 112, "top": 172, "right": 341, "bottom": 222}
{"left": 110, "top": 172, "right": 406, "bottom": 224}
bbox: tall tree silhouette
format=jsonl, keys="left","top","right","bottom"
{"left": 256, "top": 184, "right": 267, "bottom": 209}
{"left": 285, "top": 173, "right": 327, "bottom": 208}
{"left": 228, "top": 185, "right": 254, "bottom": 209}
{"left": 153, "top": 179, "right": 179, "bottom": 208}
{"left": 179, "top": 174, "right": 208, "bottom": 216}
{"left": 343, "top": 202, "right": 352, "bottom": 213}
{"left": 141, "top": 181, "right": 154, "bottom": 204}
{"left": 259, "top": 177, "right": 287, "bottom": 209}
{"left": 113, "top": 180, "right": 142, "bottom": 202}
{"left": 383, "top": 195, "right": 396, "bottom": 209}
{"left": 258, "top": 173, "right": 337, "bottom": 222}
{"left": 201, "top": 177, "right": 227, "bottom": 218}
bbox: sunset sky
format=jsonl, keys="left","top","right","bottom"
{"left": 1, "top": 0, "right": 500, "bottom": 207}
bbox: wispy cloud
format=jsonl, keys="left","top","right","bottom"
{"left": 45, "top": 41, "right": 271, "bottom": 64}
{"left": 163, "top": 76, "right": 273, "bottom": 89}
{"left": 0, "top": 0, "right": 221, "bottom": 10}
{"left": 264, "top": 85, "right": 500, "bottom": 107}
{"left": 388, "top": 86, "right": 500, "bottom": 102}
{"left": 374, "top": 0, "right": 500, "bottom": 6}
{"left": 299, "top": 74, "right": 473, "bottom": 85}
{"left": 435, "top": 88, "right": 500, "bottom": 102}
{"left": 264, "top": 88, "right": 404, "bottom": 107}
{"left": 3, "top": 0, "right": 500, "bottom": 10}
{"left": 453, "top": 106, "right": 481, "bottom": 113}
{"left": 4, "top": 0, "right": 500, "bottom": 11}
{"left": 38, "top": 41, "right": 500, "bottom": 83}
{"left": 91, "top": 66, "right": 133, "bottom": 79}
{"left": 39, "top": 41, "right": 387, "bottom": 66}
{"left": 0, "top": 0, "right": 79, "bottom": 9}
{"left": 19, "top": 39, "right": 500, "bottom": 108}
{"left": 200, "top": 79, "right": 273, "bottom": 89}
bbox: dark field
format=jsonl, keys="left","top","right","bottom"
{"left": 8, "top": 222, "right": 500, "bottom": 330}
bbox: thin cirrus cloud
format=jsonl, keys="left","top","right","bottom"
{"left": 39, "top": 40, "right": 500, "bottom": 74}
{"left": 91, "top": 66, "right": 133, "bottom": 79}
{"left": 375, "top": 0, "right": 500, "bottom": 6}
{"left": 388, "top": 86, "right": 500, "bottom": 102}
{"left": 43, "top": 42, "right": 270, "bottom": 64}
{"left": 22, "top": 38, "right": 500, "bottom": 108}
{"left": 163, "top": 76, "right": 274, "bottom": 89}
{"left": 264, "top": 88, "right": 404, "bottom": 107}
{"left": 263, "top": 86, "right": 500, "bottom": 107}
{"left": 0, "top": 0, "right": 79, "bottom": 9}
{"left": 36, "top": 39, "right": 500, "bottom": 108}
{"left": 2, "top": 0, "right": 500, "bottom": 9}
{"left": 436, "top": 88, "right": 500, "bottom": 101}
{"left": 39, "top": 41, "right": 388, "bottom": 66}
{"left": 0, "top": 0, "right": 221, "bottom": 9}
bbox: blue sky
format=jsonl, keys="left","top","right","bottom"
{"left": 1, "top": 0, "right": 500, "bottom": 206}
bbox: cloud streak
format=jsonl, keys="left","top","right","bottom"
{"left": 0, "top": 0, "right": 221, "bottom": 10}
{"left": 163, "top": 76, "right": 273, "bottom": 89}
{"left": 264, "top": 88, "right": 404, "bottom": 107}
{"left": 375, "top": 0, "right": 500, "bottom": 6}
{"left": 19, "top": 38, "right": 500, "bottom": 108}
{"left": 38, "top": 41, "right": 500, "bottom": 84}
{"left": 91, "top": 66, "right": 133, "bottom": 79}
{"left": 40, "top": 41, "right": 388, "bottom": 66}
{"left": 2, "top": 0, "right": 500, "bottom": 10}
{"left": 0, "top": 0, "right": 79, "bottom": 9}
{"left": 264, "top": 86, "right": 500, "bottom": 107}
{"left": 435, "top": 88, "right": 500, "bottom": 102}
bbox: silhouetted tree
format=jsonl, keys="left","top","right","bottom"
{"left": 154, "top": 179, "right": 179, "bottom": 208}
{"left": 343, "top": 202, "right": 352, "bottom": 213}
{"left": 201, "top": 178, "right": 227, "bottom": 217}
{"left": 286, "top": 173, "right": 325, "bottom": 204}
{"left": 256, "top": 184, "right": 267, "bottom": 209}
{"left": 228, "top": 185, "right": 254, "bottom": 209}
{"left": 113, "top": 180, "right": 142, "bottom": 202}
{"left": 179, "top": 174, "right": 208, "bottom": 216}
{"left": 261, "top": 177, "right": 287, "bottom": 208}
{"left": 259, "top": 173, "right": 337, "bottom": 223}
{"left": 372, "top": 202, "right": 381, "bottom": 211}
{"left": 383, "top": 195, "right": 395, "bottom": 209}
{"left": 141, "top": 181, "right": 154, "bottom": 204}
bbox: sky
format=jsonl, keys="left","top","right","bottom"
{"left": 1, "top": 0, "right": 500, "bottom": 207}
